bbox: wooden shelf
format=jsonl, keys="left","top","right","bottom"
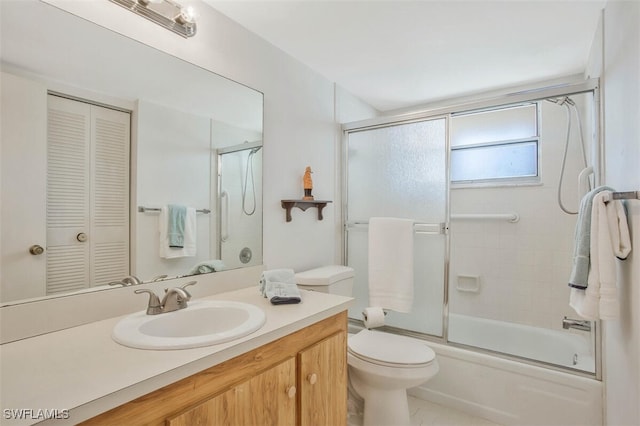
{"left": 281, "top": 199, "right": 332, "bottom": 222}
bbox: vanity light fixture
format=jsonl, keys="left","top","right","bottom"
{"left": 109, "top": 0, "right": 197, "bottom": 38}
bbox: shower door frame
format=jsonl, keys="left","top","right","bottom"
{"left": 341, "top": 78, "right": 602, "bottom": 380}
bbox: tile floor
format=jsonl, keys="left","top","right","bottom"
{"left": 348, "top": 395, "right": 502, "bottom": 426}
{"left": 408, "top": 396, "right": 502, "bottom": 426}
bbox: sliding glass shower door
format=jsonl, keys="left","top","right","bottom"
{"left": 344, "top": 118, "right": 448, "bottom": 336}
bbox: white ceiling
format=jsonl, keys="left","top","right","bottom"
{"left": 204, "top": 0, "right": 605, "bottom": 112}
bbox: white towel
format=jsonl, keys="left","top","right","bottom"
{"left": 159, "top": 206, "right": 197, "bottom": 259}
{"left": 259, "top": 269, "right": 301, "bottom": 304}
{"left": 570, "top": 192, "right": 631, "bottom": 320}
{"left": 368, "top": 217, "right": 414, "bottom": 313}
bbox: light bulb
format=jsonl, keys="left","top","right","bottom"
{"left": 175, "top": 6, "right": 195, "bottom": 25}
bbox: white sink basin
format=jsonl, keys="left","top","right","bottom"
{"left": 112, "top": 300, "right": 266, "bottom": 350}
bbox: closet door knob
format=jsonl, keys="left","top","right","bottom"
{"left": 307, "top": 373, "right": 318, "bottom": 385}
{"left": 29, "top": 245, "right": 45, "bottom": 255}
{"left": 76, "top": 232, "right": 87, "bottom": 242}
{"left": 286, "top": 386, "right": 296, "bottom": 399}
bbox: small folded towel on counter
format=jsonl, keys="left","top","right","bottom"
{"left": 259, "top": 269, "right": 302, "bottom": 305}
{"left": 159, "top": 205, "right": 196, "bottom": 259}
{"left": 187, "top": 260, "right": 225, "bottom": 275}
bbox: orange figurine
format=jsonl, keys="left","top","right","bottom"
{"left": 303, "top": 166, "right": 314, "bottom": 200}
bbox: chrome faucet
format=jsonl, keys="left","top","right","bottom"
{"left": 562, "top": 316, "right": 592, "bottom": 332}
{"left": 122, "top": 275, "right": 142, "bottom": 285}
{"left": 108, "top": 275, "right": 142, "bottom": 287}
{"left": 135, "top": 281, "right": 197, "bottom": 315}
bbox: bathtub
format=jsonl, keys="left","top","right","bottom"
{"left": 447, "top": 313, "right": 595, "bottom": 372}
{"left": 409, "top": 314, "right": 602, "bottom": 426}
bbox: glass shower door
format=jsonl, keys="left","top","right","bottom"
{"left": 344, "top": 118, "right": 447, "bottom": 336}
{"left": 218, "top": 147, "right": 263, "bottom": 269}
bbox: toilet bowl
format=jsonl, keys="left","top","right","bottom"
{"left": 347, "top": 329, "right": 439, "bottom": 426}
{"left": 296, "top": 266, "right": 440, "bottom": 426}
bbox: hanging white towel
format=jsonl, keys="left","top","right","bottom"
{"left": 159, "top": 206, "right": 197, "bottom": 259}
{"left": 570, "top": 191, "right": 631, "bottom": 320}
{"left": 368, "top": 217, "right": 414, "bottom": 313}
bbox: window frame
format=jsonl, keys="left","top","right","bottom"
{"left": 450, "top": 102, "right": 541, "bottom": 188}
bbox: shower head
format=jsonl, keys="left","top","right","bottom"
{"left": 546, "top": 96, "right": 575, "bottom": 106}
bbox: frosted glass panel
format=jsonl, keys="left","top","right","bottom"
{"left": 346, "top": 118, "right": 446, "bottom": 336}
{"left": 451, "top": 140, "right": 538, "bottom": 181}
{"left": 347, "top": 120, "right": 446, "bottom": 222}
{"left": 451, "top": 104, "right": 537, "bottom": 147}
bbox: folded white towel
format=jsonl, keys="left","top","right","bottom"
{"left": 570, "top": 192, "right": 631, "bottom": 320}
{"left": 159, "top": 206, "right": 197, "bottom": 259}
{"left": 259, "top": 269, "right": 301, "bottom": 305}
{"left": 368, "top": 217, "right": 414, "bottom": 313}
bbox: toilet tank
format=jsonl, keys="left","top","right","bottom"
{"left": 295, "top": 265, "right": 355, "bottom": 297}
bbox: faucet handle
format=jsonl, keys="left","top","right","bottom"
{"left": 134, "top": 289, "right": 163, "bottom": 315}
{"left": 151, "top": 274, "right": 168, "bottom": 282}
{"left": 180, "top": 281, "right": 197, "bottom": 295}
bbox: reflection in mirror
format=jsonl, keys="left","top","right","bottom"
{"left": 0, "top": 1, "right": 263, "bottom": 305}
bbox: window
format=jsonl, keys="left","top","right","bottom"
{"left": 450, "top": 103, "right": 539, "bottom": 184}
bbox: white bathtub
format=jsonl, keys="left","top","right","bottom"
{"left": 410, "top": 314, "right": 602, "bottom": 426}
{"left": 448, "top": 313, "right": 595, "bottom": 372}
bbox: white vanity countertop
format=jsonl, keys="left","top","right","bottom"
{"left": 0, "top": 287, "right": 352, "bottom": 425}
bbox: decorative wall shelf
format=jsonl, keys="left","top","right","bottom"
{"left": 281, "top": 200, "right": 332, "bottom": 222}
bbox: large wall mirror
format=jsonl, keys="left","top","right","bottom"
{"left": 0, "top": 1, "right": 263, "bottom": 305}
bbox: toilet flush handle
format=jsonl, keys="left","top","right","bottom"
{"left": 307, "top": 373, "right": 317, "bottom": 385}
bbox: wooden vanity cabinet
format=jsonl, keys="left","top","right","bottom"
{"left": 167, "top": 357, "right": 297, "bottom": 426}
{"left": 82, "top": 311, "right": 347, "bottom": 426}
{"left": 298, "top": 331, "right": 347, "bottom": 426}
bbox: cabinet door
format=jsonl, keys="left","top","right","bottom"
{"left": 167, "top": 357, "right": 296, "bottom": 426}
{"left": 298, "top": 331, "right": 347, "bottom": 426}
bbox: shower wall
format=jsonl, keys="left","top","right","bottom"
{"left": 449, "top": 94, "right": 595, "bottom": 331}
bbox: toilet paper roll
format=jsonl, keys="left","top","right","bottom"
{"left": 362, "top": 307, "right": 385, "bottom": 329}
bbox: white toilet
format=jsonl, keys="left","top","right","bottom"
{"left": 296, "top": 265, "right": 439, "bottom": 426}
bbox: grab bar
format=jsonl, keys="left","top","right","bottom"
{"left": 345, "top": 221, "right": 445, "bottom": 235}
{"left": 220, "top": 191, "right": 230, "bottom": 242}
{"left": 578, "top": 166, "right": 594, "bottom": 196}
{"left": 450, "top": 213, "right": 519, "bottom": 223}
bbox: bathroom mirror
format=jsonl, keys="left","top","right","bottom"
{"left": 0, "top": 1, "right": 263, "bottom": 305}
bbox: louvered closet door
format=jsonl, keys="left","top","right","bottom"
{"left": 90, "top": 105, "right": 130, "bottom": 287}
{"left": 47, "top": 95, "right": 130, "bottom": 294}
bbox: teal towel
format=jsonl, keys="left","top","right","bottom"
{"left": 168, "top": 204, "right": 187, "bottom": 248}
{"left": 568, "top": 186, "right": 613, "bottom": 289}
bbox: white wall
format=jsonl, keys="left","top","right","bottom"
{"left": 449, "top": 96, "right": 594, "bottom": 331}
{"left": 597, "top": 1, "right": 640, "bottom": 424}
{"left": 43, "top": 0, "right": 377, "bottom": 276}
{"left": 135, "top": 100, "right": 212, "bottom": 279}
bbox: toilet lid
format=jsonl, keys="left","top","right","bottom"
{"left": 348, "top": 329, "right": 435, "bottom": 366}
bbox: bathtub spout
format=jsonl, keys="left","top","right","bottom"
{"left": 562, "top": 317, "right": 591, "bottom": 332}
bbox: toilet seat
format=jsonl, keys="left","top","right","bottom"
{"left": 348, "top": 329, "right": 436, "bottom": 368}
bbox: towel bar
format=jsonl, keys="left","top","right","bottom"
{"left": 138, "top": 206, "right": 211, "bottom": 214}
{"left": 607, "top": 191, "right": 639, "bottom": 202}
